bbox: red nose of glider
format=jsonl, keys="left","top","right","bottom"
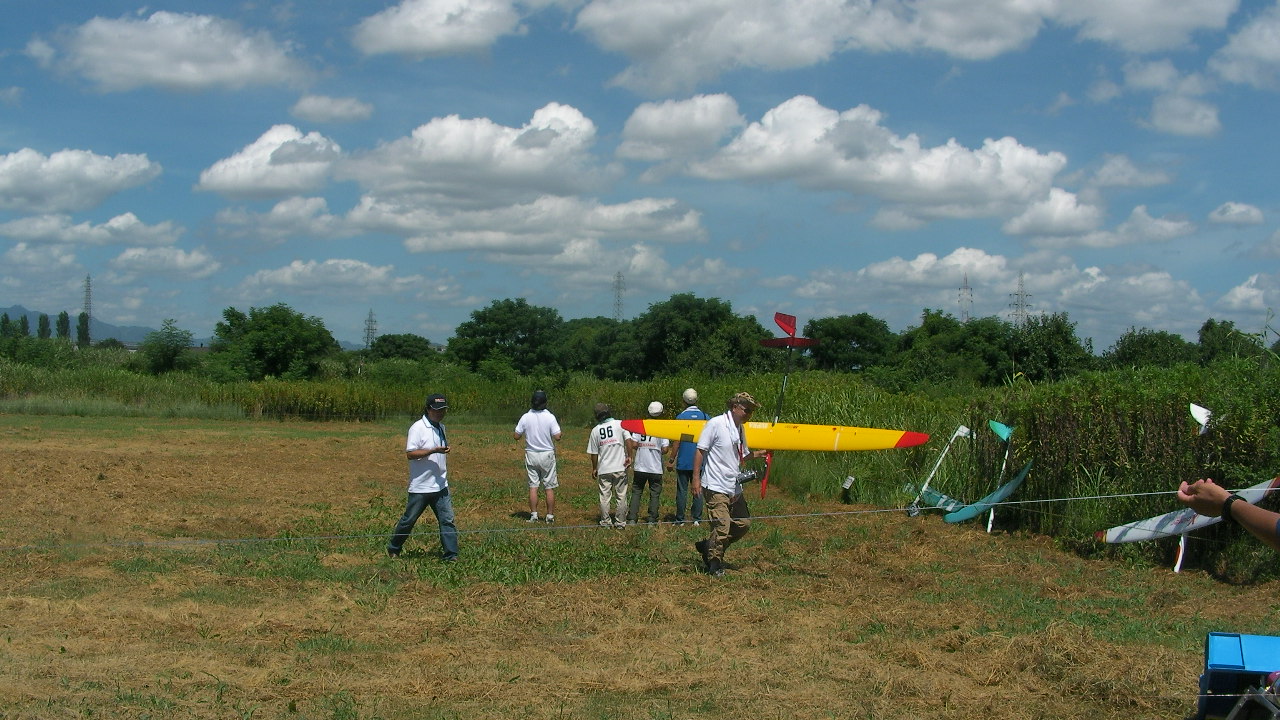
{"left": 894, "top": 431, "right": 930, "bottom": 448}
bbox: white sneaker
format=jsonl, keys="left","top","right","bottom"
{"left": 527, "top": 512, "right": 539, "bottom": 523}
{"left": 545, "top": 514, "right": 555, "bottom": 524}
{"left": 693, "top": 520, "right": 701, "bottom": 526}
{"left": 614, "top": 519, "right": 626, "bottom": 529}
{"left": 599, "top": 519, "right": 612, "bottom": 527}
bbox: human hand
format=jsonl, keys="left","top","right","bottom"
{"left": 1177, "top": 478, "right": 1229, "bottom": 516}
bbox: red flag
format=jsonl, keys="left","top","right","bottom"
{"left": 774, "top": 312, "right": 797, "bottom": 337}
{"left": 760, "top": 451, "right": 773, "bottom": 499}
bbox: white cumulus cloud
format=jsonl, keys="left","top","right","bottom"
{"left": 0, "top": 148, "right": 161, "bottom": 213}
{"left": 197, "top": 125, "right": 342, "bottom": 199}
{"left": 1123, "top": 59, "right": 1183, "bottom": 92}
{"left": 340, "top": 103, "right": 614, "bottom": 209}
{"left": 573, "top": 0, "right": 1238, "bottom": 93}
{"left": 618, "top": 94, "right": 745, "bottom": 162}
{"left": 1149, "top": 94, "right": 1220, "bottom": 136}
{"left": 347, "top": 194, "right": 703, "bottom": 254}
{"left": 290, "top": 95, "right": 374, "bottom": 123}
{"left": 1057, "top": 265, "right": 1206, "bottom": 341}
{"left": 3, "top": 242, "right": 77, "bottom": 270}
{"left": 36, "top": 11, "right": 309, "bottom": 91}
{"left": 1053, "top": 0, "right": 1235, "bottom": 53}
{"left": 1251, "top": 231, "right": 1280, "bottom": 260}
{"left": 233, "top": 259, "right": 424, "bottom": 297}
{"left": 1210, "top": 3, "right": 1280, "bottom": 89}
{"left": 577, "top": 0, "right": 864, "bottom": 94}
{"left": 1089, "top": 154, "right": 1172, "bottom": 188}
{"left": 0, "top": 213, "right": 181, "bottom": 246}
{"left": 1038, "top": 205, "right": 1195, "bottom": 249}
{"left": 857, "top": 246, "right": 1011, "bottom": 288}
{"left": 354, "top": 0, "right": 525, "bottom": 56}
{"left": 216, "top": 197, "right": 347, "bottom": 243}
{"left": 1004, "top": 188, "right": 1104, "bottom": 236}
{"left": 688, "top": 95, "right": 1068, "bottom": 228}
{"left": 109, "top": 246, "right": 221, "bottom": 279}
{"left": 1208, "top": 201, "right": 1263, "bottom": 226}
{"left": 1218, "top": 273, "right": 1277, "bottom": 312}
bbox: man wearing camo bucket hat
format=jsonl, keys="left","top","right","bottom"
{"left": 692, "top": 392, "right": 768, "bottom": 577}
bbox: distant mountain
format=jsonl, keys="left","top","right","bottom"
{"left": 1, "top": 305, "right": 157, "bottom": 344}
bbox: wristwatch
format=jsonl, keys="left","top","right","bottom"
{"left": 1222, "top": 494, "right": 1245, "bottom": 524}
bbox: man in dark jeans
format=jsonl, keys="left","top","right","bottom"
{"left": 626, "top": 401, "right": 671, "bottom": 525}
{"left": 388, "top": 393, "right": 459, "bottom": 561}
{"left": 673, "top": 388, "right": 707, "bottom": 526}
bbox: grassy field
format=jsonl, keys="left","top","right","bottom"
{"left": 2, "top": 413, "right": 1278, "bottom": 719}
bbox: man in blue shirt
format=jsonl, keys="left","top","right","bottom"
{"left": 673, "top": 388, "right": 707, "bottom": 526}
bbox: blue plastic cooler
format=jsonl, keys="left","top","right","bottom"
{"left": 1198, "top": 632, "right": 1280, "bottom": 719}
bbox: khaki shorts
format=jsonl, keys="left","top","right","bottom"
{"left": 525, "top": 450, "right": 559, "bottom": 489}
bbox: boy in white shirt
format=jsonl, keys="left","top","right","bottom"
{"left": 587, "top": 402, "right": 631, "bottom": 528}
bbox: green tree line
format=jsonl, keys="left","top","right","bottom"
{"left": 1, "top": 294, "right": 1275, "bottom": 389}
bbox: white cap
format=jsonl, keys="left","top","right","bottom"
{"left": 647, "top": 401, "right": 664, "bottom": 417}
{"left": 682, "top": 388, "right": 698, "bottom": 405}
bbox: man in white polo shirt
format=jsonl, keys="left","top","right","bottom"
{"left": 387, "top": 393, "right": 459, "bottom": 561}
{"left": 692, "top": 392, "right": 767, "bottom": 576}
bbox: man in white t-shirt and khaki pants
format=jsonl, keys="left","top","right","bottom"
{"left": 693, "top": 392, "right": 767, "bottom": 576}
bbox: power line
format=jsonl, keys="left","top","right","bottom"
{"left": 0, "top": 489, "right": 1184, "bottom": 554}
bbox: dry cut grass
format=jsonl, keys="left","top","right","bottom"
{"left": 2, "top": 414, "right": 1278, "bottom": 719}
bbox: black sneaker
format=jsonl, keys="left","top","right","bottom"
{"left": 386, "top": 548, "right": 400, "bottom": 558}
{"left": 706, "top": 558, "right": 725, "bottom": 577}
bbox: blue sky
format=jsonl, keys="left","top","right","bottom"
{"left": 2, "top": 0, "right": 1278, "bottom": 350}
